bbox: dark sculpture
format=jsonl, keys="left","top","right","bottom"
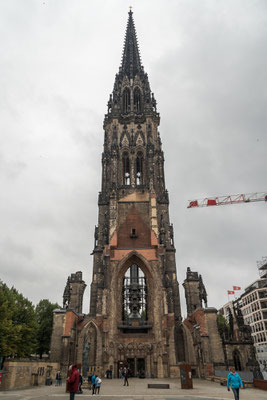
{"left": 82, "top": 341, "right": 91, "bottom": 378}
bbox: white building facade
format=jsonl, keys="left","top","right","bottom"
{"left": 220, "top": 261, "right": 267, "bottom": 379}
{"left": 240, "top": 275, "right": 267, "bottom": 379}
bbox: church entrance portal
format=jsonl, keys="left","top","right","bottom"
{"left": 126, "top": 357, "right": 145, "bottom": 377}
{"left": 137, "top": 358, "right": 145, "bottom": 377}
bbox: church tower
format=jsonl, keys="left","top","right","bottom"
{"left": 50, "top": 11, "right": 260, "bottom": 378}
{"left": 88, "top": 10, "right": 185, "bottom": 377}
{"left": 50, "top": 10, "right": 186, "bottom": 379}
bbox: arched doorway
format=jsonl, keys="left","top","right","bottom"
{"left": 233, "top": 349, "right": 242, "bottom": 371}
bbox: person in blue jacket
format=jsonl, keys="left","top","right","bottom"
{"left": 91, "top": 372, "right": 96, "bottom": 395}
{"left": 227, "top": 367, "right": 244, "bottom": 400}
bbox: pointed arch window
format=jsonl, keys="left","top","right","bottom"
{"left": 122, "top": 88, "right": 130, "bottom": 114}
{"left": 134, "top": 87, "right": 142, "bottom": 113}
{"left": 233, "top": 350, "right": 242, "bottom": 371}
{"left": 136, "top": 152, "right": 143, "bottom": 185}
{"left": 122, "top": 264, "right": 147, "bottom": 324}
{"left": 122, "top": 152, "right": 130, "bottom": 185}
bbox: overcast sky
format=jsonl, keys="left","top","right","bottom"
{"left": 0, "top": 0, "right": 266, "bottom": 317}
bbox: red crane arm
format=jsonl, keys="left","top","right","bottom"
{"left": 187, "top": 192, "right": 267, "bottom": 208}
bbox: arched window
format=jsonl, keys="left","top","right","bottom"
{"left": 136, "top": 152, "right": 143, "bottom": 185}
{"left": 122, "top": 88, "right": 130, "bottom": 114}
{"left": 122, "top": 152, "right": 130, "bottom": 185}
{"left": 122, "top": 264, "right": 147, "bottom": 324}
{"left": 134, "top": 87, "right": 142, "bottom": 112}
{"left": 233, "top": 350, "right": 242, "bottom": 371}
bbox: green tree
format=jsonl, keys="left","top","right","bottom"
{"left": 0, "top": 281, "right": 19, "bottom": 356}
{"left": 217, "top": 313, "right": 230, "bottom": 338}
{"left": 35, "top": 299, "right": 60, "bottom": 359}
{"left": 0, "top": 281, "right": 37, "bottom": 357}
{"left": 11, "top": 288, "right": 38, "bottom": 357}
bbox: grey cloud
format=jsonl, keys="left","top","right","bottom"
{"left": 0, "top": 0, "right": 266, "bottom": 314}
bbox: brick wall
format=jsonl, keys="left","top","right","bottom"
{"left": 117, "top": 204, "right": 151, "bottom": 248}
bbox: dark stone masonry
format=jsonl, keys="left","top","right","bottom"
{"left": 50, "top": 10, "right": 258, "bottom": 379}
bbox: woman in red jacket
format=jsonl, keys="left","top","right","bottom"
{"left": 66, "top": 365, "right": 80, "bottom": 400}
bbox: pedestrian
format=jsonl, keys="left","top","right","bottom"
{"left": 123, "top": 367, "right": 129, "bottom": 386}
{"left": 78, "top": 372, "right": 83, "bottom": 394}
{"left": 55, "top": 371, "right": 61, "bottom": 386}
{"left": 88, "top": 373, "right": 92, "bottom": 390}
{"left": 227, "top": 367, "right": 244, "bottom": 400}
{"left": 59, "top": 371, "right": 62, "bottom": 386}
{"left": 91, "top": 372, "right": 96, "bottom": 395}
{"left": 66, "top": 365, "right": 80, "bottom": 400}
{"left": 119, "top": 367, "right": 123, "bottom": 379}
{"left": 95, "top": 375, "right": 102, "bottom": 394}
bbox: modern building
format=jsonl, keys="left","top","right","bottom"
{"left": 220, "top": 260, "right": 267, "bottom": 378}
{"left": 184, "top": 268, "right": 257, "bottom": 376}
{"left": 239, "top": 260, "right": 267, "bottom": 379}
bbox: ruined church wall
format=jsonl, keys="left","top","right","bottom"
{"left": 50, "top": 310, "right": 66, "bottom": 363}
{"left": 0, "top": 360, "right": 60, "bottom": 391}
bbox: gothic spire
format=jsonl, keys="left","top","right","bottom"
{"left": 121, "top": 9, "right": 143, "bottom": 78}
{"left": 105, "top": 10, "right": 159, "bottom": 125}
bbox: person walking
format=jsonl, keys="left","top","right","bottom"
{"left": 123, "top": 367, "right": 129, "bottom": 386}
{"left": 227, "top": 367, "right": 244, "bottom": 400}
{"left": 87, "top": 373, "right": 92, "bottom": 390}
{"left": 55, "top": 371, "right": 61, "bottom": 386}
{"left": 95, "top": 375, "right": 102, "bottom": 394}
{"left": 58, "top": 371, "right": 62, "bottom": 386}
{"left": 91, "top": 372, "right": 96, "bottom": 395}
{"left": 66, "top": 365, "right": 79, "bottom": 400}
{"left": 78, "top": 372, "right": 83, "bottom": 394}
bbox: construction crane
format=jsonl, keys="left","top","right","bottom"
{"left": 187, "top": 191, "right": 267, "bottom": 208}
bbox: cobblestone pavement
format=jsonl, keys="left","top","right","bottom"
{"left": 0, "top": 378, "right": 266, "bottom": 400}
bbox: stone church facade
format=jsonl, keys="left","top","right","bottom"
{"left": 50, "top": 11, "right": 258, "bottom": 379}
{"left": 183, "top": 268, "right": 258, "bottom": 377}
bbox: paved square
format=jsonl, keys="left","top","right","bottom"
{"left": 0, "top": 378, "right": 266, "bottom": 400}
